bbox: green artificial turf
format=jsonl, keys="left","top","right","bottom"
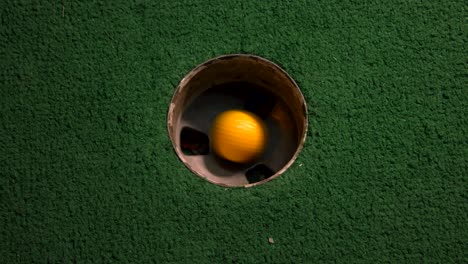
{"left": 1, "top": 0, "right": 467, "bottom": 263}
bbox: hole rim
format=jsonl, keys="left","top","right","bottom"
{"left": 167, "top": 54, "right": 308, "bottom": 188}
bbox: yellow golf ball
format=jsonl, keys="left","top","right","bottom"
{"left": 211, "top": 110, "right": 267, "bottom": 163}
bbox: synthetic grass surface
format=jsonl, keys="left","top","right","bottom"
{"left": 1, "top": 0, "right": 467, "bottom": 262}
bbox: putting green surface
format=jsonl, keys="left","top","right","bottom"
{"left": 1, "top": 1, "right": 467, "bottom": 262}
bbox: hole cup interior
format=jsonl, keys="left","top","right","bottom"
{"left": 167, "top": 54, "right": 308, "bottom": 187}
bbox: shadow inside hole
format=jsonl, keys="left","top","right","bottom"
{"left": 243, "top": 90, "right": 277, "bottom": 120}
{"left": 245, "top": 164, "right": 275, "bottom": 184}
{"left": 180, "top": 127, "right": 209, "bottom": 155}
{"left": 201, "top": 150, "right": 255, "bottom": 178}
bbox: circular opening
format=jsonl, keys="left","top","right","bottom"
{"left": 167, "top": 54, "right": 308, "bottom": 187}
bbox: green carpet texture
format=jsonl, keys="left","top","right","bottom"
{"left": 1, "top": 0, "right": 467, "bottom": 263}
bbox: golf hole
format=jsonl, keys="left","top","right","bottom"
{"left": 167, "top": 54, "right": 308, "bottom": 187}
